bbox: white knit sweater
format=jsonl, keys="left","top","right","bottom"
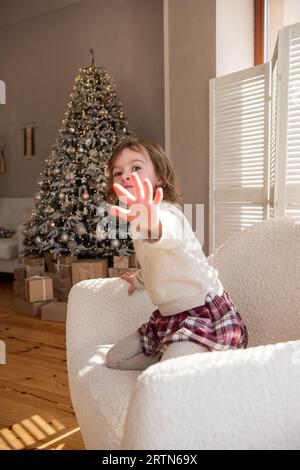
{"left": 132, "top": 201, "right": 224, "bottom": 316}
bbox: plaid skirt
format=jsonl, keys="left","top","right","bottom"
{"left": 138, "top": 289, "right": 248, "bottom": 360}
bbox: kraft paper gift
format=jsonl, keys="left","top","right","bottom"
{"left": 41, "top": 301, "right": 67, "bottom": 322}
{"left": 25, "top": 275, "right": 54, "bottom": 303}
{"left": 13, "top": 297, "right": 50, "bottom": 317}
{"left": 72, "top": 259, "right": 108, "bottom": 285}
{"left": 17, "top": 256, "right": 45, "bottom": 267}
{"left": 113, "top": 255, "right": 130, "bottom": 269}
{"left": 14, "top": 267, "right": 26, "bottom": 281}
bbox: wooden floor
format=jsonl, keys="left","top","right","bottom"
{"left": 0, "top": 275, "right": 85, "bottom": 450}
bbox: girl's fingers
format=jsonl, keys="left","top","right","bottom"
{"left": 128, "top": 285, "right": 135, "bottom": 296}
{"left": 143, "top": 178, "right": 153, "bottom": 204}
{"left": 112, "top": 183, "right": 136, "bottom": 206}
{"left": 110, "top": 205, "right": 133, "bottom": 222}
{"left": 153, "top": 186, "right": 163, "bottom": 205}
{"left": 121, "top": 272, "right": 134, "bottom": 278}
{"left": 131, "top": 172, "right": 145, "bottom": 200}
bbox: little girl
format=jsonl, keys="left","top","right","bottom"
{"left": 105, "top": 138, "right": 248, "bottom": 370}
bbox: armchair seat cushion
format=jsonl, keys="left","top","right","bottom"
{"left": 0, "top": 237, "right": 18, "bottom": 259}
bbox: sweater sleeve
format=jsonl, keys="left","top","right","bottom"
{"left": 143, "top": 205, "right": 186, "bottom": 250}
{"left": 132, "top": 269, "right": 145, "bottom": 290}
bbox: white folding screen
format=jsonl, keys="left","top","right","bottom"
{"left": 209, "top": 64, "right": 271, "bottom": 254}
{"left": 280, "top": 23, "right": 300, "bottom": 217}
{"left": 270, "top": 38, "right": 279, "bottom": 218}
{"left": 210, "top": 22, "right": 300, "bottom": 254}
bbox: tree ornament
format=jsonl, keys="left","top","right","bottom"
{"left": 89, "top": 148, "right": 98, "bottom": 157}
{"left": 76, "top": 223, "right": 87, "bottom": 236}
{"left": 82, "top": 191, "right": 90, "bottom": 201}
{"left": 61, "top": 232, "right": 69, "bottom": 243}
{"left": 66, "top": 171, "right": 75, "bottom": 181}
{"left": 110, "top": 239, "right": 120, "bottom": 249}
{"left": 67, "top": 145, "right": 76, "bottom": 155}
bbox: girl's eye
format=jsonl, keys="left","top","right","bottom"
{"left": 113, "top": 166, "right": 141, "bottom": 177}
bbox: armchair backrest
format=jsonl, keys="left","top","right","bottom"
{"left": 208, "top": 216, "right": 300, "bottom": 347}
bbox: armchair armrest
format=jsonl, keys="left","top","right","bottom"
{"left": 67, "top": 277, "right": 156, "bottom": 359}
{"left": 122, "top": 339, "right": 300, "bottom": 450}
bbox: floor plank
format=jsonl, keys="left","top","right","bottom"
{"left": 0, "top": 276, "right": 85, "bottom": 450}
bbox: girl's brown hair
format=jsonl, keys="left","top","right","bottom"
{"left": 106, "top": 138, "right": 183, "bottom": 205}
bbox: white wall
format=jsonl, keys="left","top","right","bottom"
{"left": 283, "top": 0, "right": 300, "bottom": 26}
{"left": 268, "top": 0, "right": 300, "bottom": 61}
{"left": 216, "top": 0, "right": 254, "bottom": 77}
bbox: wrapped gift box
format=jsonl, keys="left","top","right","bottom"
{"left": 13, "top": 280, "right": 26, "bottom": 299}
{"left": 113, "top": 255, "right": 130, "bottom": 269}
{"left": 14, "top": 267, "right": 26, "bottom": 281}
{"left": 41, "top": 301, "right": 67, "bottom": 322}
{"left": 53, "top": 272, "right": 72, "bottom": 303}
{"left": 55, "top": 263, "right": 72, "bottom": 278}
{"left": 26, "top": 264, "right": 45, "bottom": 278}
{"left": 53, "top": 260, "right": 73, "bottom": 302}
{"left": 57, "top": 255, "right": 77, "bottom": 266}
{"left": 17, "top": 256, "right": 45, "bottom": 267}
{"left": 108, "top": 267, "right": 139, "bottom": 278}
{"left": 25, "top": 276, "right": 54, "bottom": 303}
{"left": 13, "top": 297, "right": 51, "bottom": 317}
{"left": 72, "top": 259, "right": 108, "bottom": 285}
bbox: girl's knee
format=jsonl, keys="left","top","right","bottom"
{"left": 105, "top": 348, "right": 122, "bottom": 369}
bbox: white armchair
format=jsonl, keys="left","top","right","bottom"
{"left": 67, "top": 216, "right": 300, "bottom": 450}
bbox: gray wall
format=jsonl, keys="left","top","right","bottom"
{"left": 0, "top": 0, "right": 164, "bottom": 197}
{"left": 168, "top": 0, "right": 216, "bottom": 256}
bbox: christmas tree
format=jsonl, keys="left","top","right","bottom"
{"left": 22, "top": 51, "right": 135, "bottom": 260}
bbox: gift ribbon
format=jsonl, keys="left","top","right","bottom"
{"left": 28, "top": 275, "right": 51, "bottom": 301}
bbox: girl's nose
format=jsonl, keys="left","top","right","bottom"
{"left": 121, "top": 175, "right": 131, "bottom": 183}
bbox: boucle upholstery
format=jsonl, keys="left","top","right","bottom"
{"left": 209, "top": 216, "right": 300, "bottom": 347}
{"left": 67, "top": 216, "right": 300, "bottom": 450}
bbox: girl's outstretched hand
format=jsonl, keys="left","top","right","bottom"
{"left": 120, "top": 272, "right": 136, "bottom": 296}
{"left": 109, "top": 172, "right": 163, "bottom": 241}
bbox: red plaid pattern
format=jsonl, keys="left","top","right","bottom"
{"left": 138, "top": 289, "right": 248, "bottom": 359}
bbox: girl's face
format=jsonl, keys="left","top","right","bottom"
{"left": 112, "top": 147, "right": 162, "bottom": 198}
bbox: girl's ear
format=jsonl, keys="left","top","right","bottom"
{"left": 156, "top": 176, "right": 164, "bottom": 187}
